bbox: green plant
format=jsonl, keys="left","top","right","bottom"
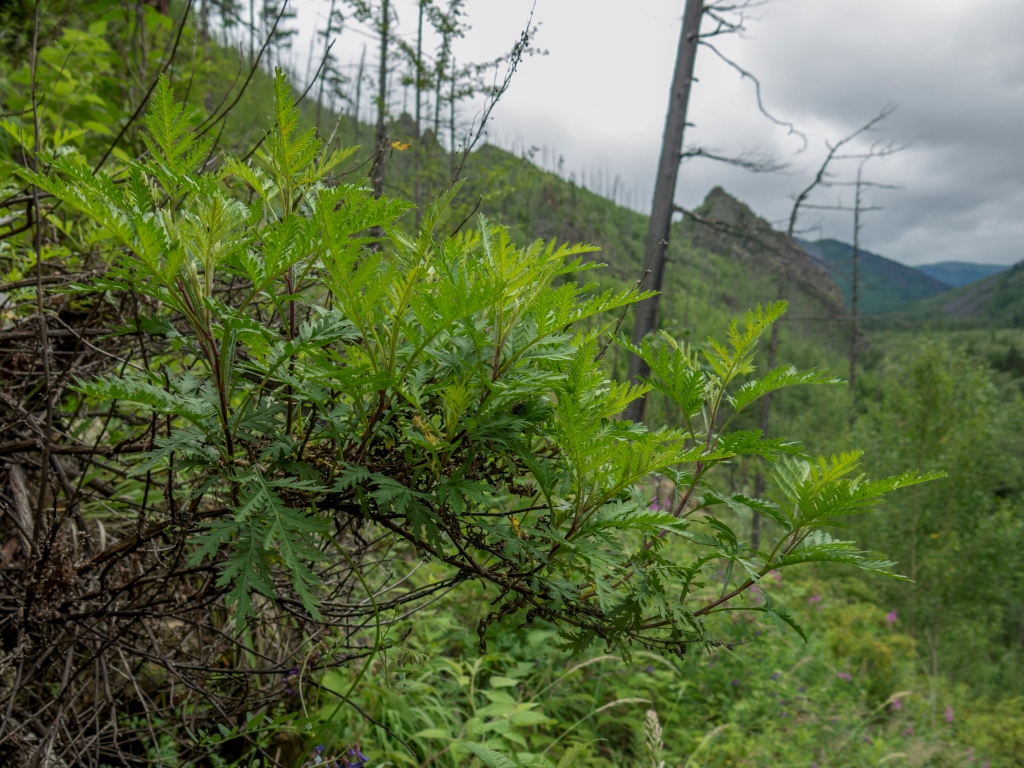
{"left": 855, "top": 340, "right": 1024, "bottom": 694}
{"left": 298, "top": 575, "right": 1008, "bottom": 768}
{"left": 20, "top": 69, "right": 940, "bottom": 652}
{"left": 6, "top": 68, "right": 944, "bottom": 766}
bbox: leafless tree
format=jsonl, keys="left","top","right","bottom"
{"left": 373, "top": 0, "right": 391, "bottom": 199}
{"left": 315, "top": 0, "right": 343, "bottom": 135}
{"left": 846, "top": 156, "right": 900, "bottom": 408}
{"left": 413, "top": 0, "right": 427, "bottom": 220}
{"left": 623, "top": 0, "right": 704, "bottom": 423}
{"left": 625, "top": 0, "right": 801, "bottom": 422}
{"left": 748, "top": 110, "right": 900, "bottom": 546}
{"left": 449, "top": 7, "right": 542, "bottom": 185}
{"left": 353, "top": 42, "right": 367, "bottom": 139}
{"left": 787, "top": 105, "right": 897, "bottom": 237}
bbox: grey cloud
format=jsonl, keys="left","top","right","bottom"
{"left": 293, "top": 0, "right": 1024, "bottom": 266}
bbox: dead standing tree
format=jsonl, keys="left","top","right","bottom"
{"left": 846, "top": 155, "right": 900, "bottom": 412}
{"left": 750, "top": 106, "right": 896, "bottom": 547}
{"left": 624, "top": 0, "right": 703, "bottom": 423}
{"left": 791, "top": 129, "right": 901, "bottom": 414}
{"left": 347, "top": 0, "right": 393, "bottom": 200}
{"left": 625, "top": 0, "right": 803, "bottom": 422}
{"left": 372, "top": 0, "right": 391, "bottom": 199}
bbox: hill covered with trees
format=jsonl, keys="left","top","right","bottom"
{"left": 1, "top": 3, "right": 1023, "bottom": 768}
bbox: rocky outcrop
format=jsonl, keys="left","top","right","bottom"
{"left": 686, "top": 187, "right": 848, "bottom": 318}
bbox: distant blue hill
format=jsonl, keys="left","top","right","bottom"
{"left": 916, "top": 261, "right": 1008, "bottom": 288}
{"left": 797, "top": 238, "right": 950, "bottom": 315}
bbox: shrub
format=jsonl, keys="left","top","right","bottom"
{"left": 3, "top": 71, "right": 935, "bottom": 765}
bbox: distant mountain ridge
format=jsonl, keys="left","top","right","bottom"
{"left": 797, "top": 238, "right": 949, "bottom": 315}
{"left": 895, "top": 262, "right": 1024, "bottom": 328}
{"left": 916, "top": 261, "right": 1007, "bottom": 288}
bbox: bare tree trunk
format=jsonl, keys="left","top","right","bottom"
{"left": 201, "top": 0, "right": 215, "bottom": 112}
{"left": 315, "top": 0, "right": 338, "bottom": 135}
{"left": 625, "top": 0, "right": 704, "bottom": 423}
{"left": 850, "top": 164, "right": 863, "bottom": 413}
{"left": 353, "top": 43, "right": 366, "bottom": 141}
{"left": 751, "top": 269, "right": 784, "bottom": 549}
{"left": 200, "top": 0, "right": 210, "bottom": 44}
{"left": 449, "top": 55, "right": 456, "bottom": 179}
{"left": 435, "top": 27, "right": 450, "bottom": 137}
{"left": 370, "top": 0, "right": 391, "bottom": 200}
{"left": 414, "top": 0, "right": 425, "bottom": 225}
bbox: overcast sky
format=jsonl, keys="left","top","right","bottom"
{"left": 291, "top": 0, "right": 1024, "bottom": 267}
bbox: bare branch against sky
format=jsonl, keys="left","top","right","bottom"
{"left": 292, "top": 0, "right": 1024, "bottom": 267}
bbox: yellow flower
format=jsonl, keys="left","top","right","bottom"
{"left": 391, "top": 140, "right": 411, "bottom": 151}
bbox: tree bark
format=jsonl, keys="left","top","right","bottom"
{"left": 449, "top": 55, "right": 456, "bottom": 179}
{"left": 315, "top": 0, "right": 338, "bottom": 136}
{"left": 625, "top": 0, "right": 704, "bottom": 423}
{"left": 354, "top": 44, "right": 366, "bottom": 140}
{"left": 751, "top": 269, "right": 784, "bottom": 549}
{"left": 370, "top": 0, "right": 391, "bottom": 200}
{"left": 414, "top": 0, "right": 425, "bottom": 225}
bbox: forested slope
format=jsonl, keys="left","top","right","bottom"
{"left": 894, "top": 261, "right": 1024, "bottom": 328}
{"left": 799, "top": 237, "right": 950, "bottom": 314}
{"left": 1, "top": 6, "right": 1023, "bottom": 768}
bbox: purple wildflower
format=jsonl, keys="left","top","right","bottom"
{"left": 284, "top": 664, "right": 301, "bottom": 697}
{"left": 770, "top": 673, "right": 781, "bottom": 680}
{"left": 886, "top": 610, "right": 898, "bottom": 627}
{"left": 808, "top": 594, "right": 822, "bottom": 606}
{"left": 731, "top": 679, "right": 740, "bottom": 686}
{"left": 890, "top": 698, "right": 902, "bottom": 712}
{"left": 902, "top": 725, "right": 914, "bottom": 737}
{"left": 945, "top": 705, "right": 954, "bottom": 724}
{"left": 649, "top": 499, "right": 660, "bottom": 511}
{"left": 837, "top": 672, "right": 853, "bottom": 682}
{"left": 348, "top": 743, "right": 369, "bottom": 765}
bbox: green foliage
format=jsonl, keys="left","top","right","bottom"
{"left": 0, "top": 20, "right": 118, "bottom": 157}
{"left": 855, "top": 340, "right": 1024, "bottom": 696}
{"left": 16, "top": 71, "right": 930, "bottom": 661}
{"left": 892, "top": 261, "right": 1024, "bottom": 329}
{"left": 4, "top": 9, "right": 1017, "bottom": 768}
{"left": 299, "top": 576, "right": 1018, "bottom": 768}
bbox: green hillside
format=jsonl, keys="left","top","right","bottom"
{"left": 799, "top": 237, "right": 950, "bottom": 314}
{"left": 5, "top": 9, "right": 1024, "bottom": 766}
{"left": 894, "top": 261, "right": 1024, "bottom": 328}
